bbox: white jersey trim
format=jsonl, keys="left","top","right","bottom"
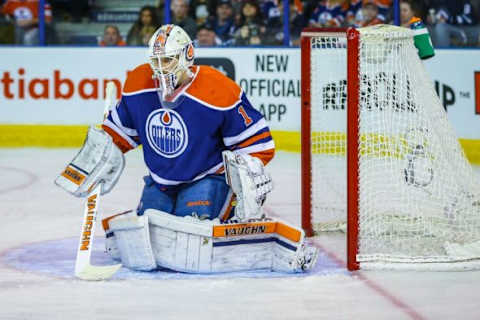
{"left": 122, "top": 88, "right": 158, "bottom": 96}
{"left": 103, "top": 119, "right": 139, "bottom": 149}
{"left": 149, "top": 162, "right": 223, "bottom": 186}
{"left": 223, "top": 118, "right": 268, "bottom": 147}
{"left": 234, "top": 140, "right": 275, "bottom": 155}
{"left": 111, "top": 107, "right": 138, "bottom": 137}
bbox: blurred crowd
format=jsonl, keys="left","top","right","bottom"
{"left": 1, "top": 0, "right": 480, "bottom": 47}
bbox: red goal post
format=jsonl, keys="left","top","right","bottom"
{"left": 301, "top": 25, "right": 480, "bottom": 271}
{"left": 301, "top": 27, "right": 359, "bottom": 270}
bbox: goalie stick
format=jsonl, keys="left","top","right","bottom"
{"left": 74, "top": 82, "right": 122, "bottom": 280}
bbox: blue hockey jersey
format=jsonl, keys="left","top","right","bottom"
{"left": 102, "top": 64, "right": 275, "bottom": 188}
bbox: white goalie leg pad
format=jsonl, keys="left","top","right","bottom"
{"left": 145, "top": 209, "right": 318, "bottom": 273}
{"left": 214, "top": 219, "right": 319, "bottom": 273}
{"left": 102, "top": 210, "right": 135, "bottom": 261}
{"left": 55, "top": 126, "right": 125, "bottom": 197}
{"left": 105, "top": 234, "right": 121, "bottom": 262}
{"left": 145, "top": 209, "right": 215, "bottom": 273}
{"left": 108, "top": 213, "right": 157, "bottom": 271}
{"left": 222, "top": 150, "right": 273, "bottom": 222}
{"left": 272, "top": 240, "right": 319, "bottom": 273}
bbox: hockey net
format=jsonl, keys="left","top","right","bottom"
{"left": 301, "top": 25, "right": 480, "bottom": 270}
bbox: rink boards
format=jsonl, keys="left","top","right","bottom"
{"left": 0, "top": 47, "right": 479, "bottom": 163}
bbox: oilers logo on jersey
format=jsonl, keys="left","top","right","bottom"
{"left": 146, "top": 108, "right": 188, "bottom": 158}
{"left": 102, "top": 64, "right": 275, "bottom": 187}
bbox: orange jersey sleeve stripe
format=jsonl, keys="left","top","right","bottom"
{"left": 123, "top": 63, "right": 156, "bottom": 94}
{"left": 102, "top": 124, "right": 135, "bottom": 153}
{"left": 215, "top": 148, "right": 274, "bottom": 172}
{"left": 250, "top": 148, "right": 275, "bottom": 165}
{"left": 237, "top": 132, "right": 272, "bottom": 149}
{"left": 186, "top": 66, "right": 241, "bottom": 108}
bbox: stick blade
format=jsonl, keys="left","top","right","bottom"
{"left": 75, "top": 263, "right": 122, "bottom": 281}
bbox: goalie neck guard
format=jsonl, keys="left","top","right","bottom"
{"left": 147, "top": 24, "right": 195, "bottom": 100}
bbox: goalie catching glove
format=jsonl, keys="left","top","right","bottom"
{"left": 55, "top": 126, "right": 125, "bottom": 197}
{"left": 222, "top": 151, "right": 273, "bottom": 222}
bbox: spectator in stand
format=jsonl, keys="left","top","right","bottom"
{"left": 191, "top": 0, "right": 211, "bottom": 25}
{"left": 209, "top": 0, "right": 235, "bottom": 43}
{"left": 0, "top": 5, "right": 14, "bottom": 44}
{"left": 171, "top": 0, "right": 197, "bottom": 39}
{"left": 401, "top": 0, "right": 434, "bottom": 59}
{"left": 345, "top": 0, "right": 391, "bottom": 26}
{"left": 345, "top": 0, "right": 362, "bottom": 26}
{"left": 400, "top": 0, "right": 420, "bottom": 28}
{"left": 309, "top": 0, "right": 346, "bottom": 28}
{"left": 127, "top": 6, "right": 160, "bottom": 46}
{"left": 233, "top": 0, "right": 266, "bottom": 45}
{"left": 264, "top": 0, "right": 306, "bottom": 45}
{"left": 356, "top": 1, "right": 382, "bottom": 27}
{"left": 99, "top": 25, "right": 126, "bottom": 46}
{"left": 1, "top": 0, "right": 52, "bottom": 45}
{"left": 230, "top": 0, "right": 243, "bottom": 16}
{"left": 426, "top": 0, "right": 478, "bottom": 47}
{"left": 372, "top": 0, "right": 391, "bottom": 22}
{"left": 194, "top": 22, "right": 222, "bottom": 46}
{"left": 49, "top": 0, "right": 90, "bottom": 23}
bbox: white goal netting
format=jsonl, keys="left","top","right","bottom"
{"left": 306, "top": 25, "right": 480, "bottom": 270}
{"left": 309, "top": 31, "right": 348, "bottom": 232}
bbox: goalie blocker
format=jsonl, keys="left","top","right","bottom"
{"left": 103, "top": 209, "right": 318, "bottom": 273}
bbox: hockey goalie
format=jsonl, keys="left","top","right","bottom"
{"left": 55, "top": 24, "right": 318, "bottom": 274}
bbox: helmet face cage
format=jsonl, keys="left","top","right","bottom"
{"left": 148, "top": 25, "right": 194, "bottom": 98}
{"left": 150, "top": 55, "right": 178, "bottom": 75}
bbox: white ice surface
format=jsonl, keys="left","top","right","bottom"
{"left": 0, "top": 148, "right": 479, "bottom": 320}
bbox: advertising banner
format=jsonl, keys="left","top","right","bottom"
{"left": 0, "top": 47, "right": 479, "bottom": 139}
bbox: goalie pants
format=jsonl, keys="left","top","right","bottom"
{"left": 137, "top": 175, "right": 235, "bottom": 221}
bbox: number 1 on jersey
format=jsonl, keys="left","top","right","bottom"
{"left": 238, "top": 105, "right": 253, "bottom": 126}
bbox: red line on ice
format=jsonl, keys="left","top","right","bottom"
{"left": 264, "top": 205, "right": 426, "bottom": 320}
{"left": 0, "top": 166, "right": 38, "bottom": 195}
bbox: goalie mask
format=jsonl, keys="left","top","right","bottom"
{"left": 148, "top": 24, "right": 195, "bottom": 99}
